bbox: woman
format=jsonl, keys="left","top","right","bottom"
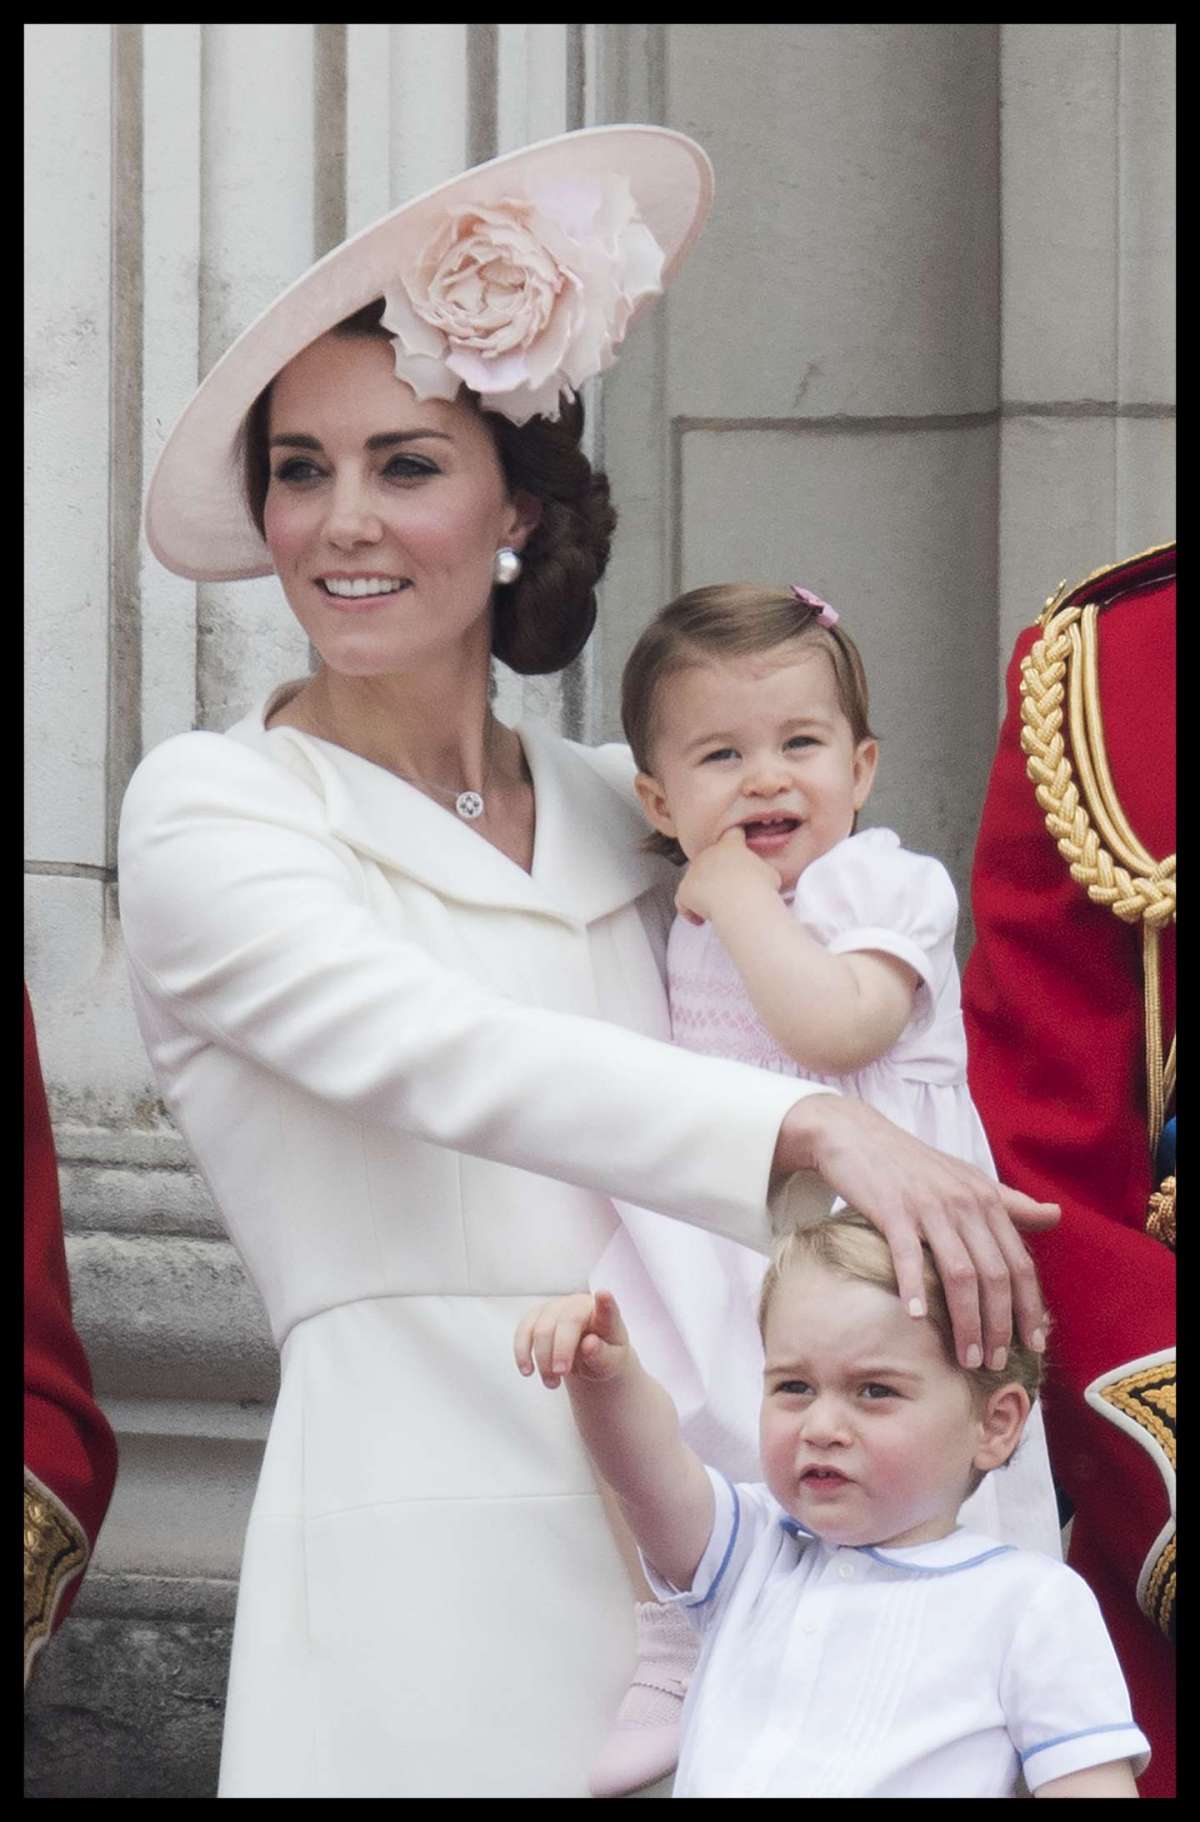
{"left": 120, "top": 127, "right": 1057, "bottom": 1798}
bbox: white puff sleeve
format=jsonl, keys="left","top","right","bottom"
{"left": 789, "top": 828, "right": 959, "bottom": 1035}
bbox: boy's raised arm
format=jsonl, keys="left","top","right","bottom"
{"left": 515, "top": 1291, "right": 715, "bottom": 1593}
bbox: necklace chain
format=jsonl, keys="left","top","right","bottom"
{"left": 387, "top": 716, "right": 497, "bottom": 821}
{"left": 283, "top": 687, "right": 499, "bottom": 821}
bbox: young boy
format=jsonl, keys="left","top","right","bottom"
{"left": 515, "top": 1213, "right": 1148, "bottom": 1798}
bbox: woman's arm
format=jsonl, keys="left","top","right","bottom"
{"left": 514, "top": 1292, "right": 714, "bottom": 1592}
{"left": 1034, "top": 1760, "right": 1139, "bottom": 1798}
{"left": 118, "top": 734, "right": 812, "bottom": 1249}
{"left": 120, "top": 735, "right": 1057, "bottom": 1365}
{"left": 678, "top": 833, "right": 916, "bottom": 1073}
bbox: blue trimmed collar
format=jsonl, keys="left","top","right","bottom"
{"left": 779, "top": 1516, "right": 1016, "bottom": 1575}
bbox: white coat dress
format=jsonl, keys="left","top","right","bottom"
{"left": 116, "top": 703, "right": 829, "bottom": 1799}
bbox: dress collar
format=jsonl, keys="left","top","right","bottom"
{"left": 226, "top": 699, "right": 674, "bottom": 929}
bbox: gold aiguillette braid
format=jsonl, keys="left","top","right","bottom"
{"left": 1018, "top": 596, "right": 1175, "bottom": 1151}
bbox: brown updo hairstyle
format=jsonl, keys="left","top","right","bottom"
{"left": 239, "top": 299, "right": 617, "bottom": 675}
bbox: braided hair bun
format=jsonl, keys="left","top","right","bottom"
{"left": 486, "top": 397, "right": 615, "bottom": 675}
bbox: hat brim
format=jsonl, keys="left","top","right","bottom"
{"left": 144, "top": 125, "right": 714, "bottom": 582}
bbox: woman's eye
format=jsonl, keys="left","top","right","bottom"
{"left": 273, "top": 457, "right": 323, "bottom": 484}
{"left": 384, "top": 455, "right": 438, "bottom": 482}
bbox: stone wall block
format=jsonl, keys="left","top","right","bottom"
{"left": 1117, "top": 25, "right": 1176, "bottom": 405}
{"left": 998, "top": 415, "right": 1174, "bottom": 658}
{"left": 92, "top": 1424, "right": 264, "bottom": 1583}
{"left": 1115, "top": 418, "right": 1176, "bottom": 562}
{"left": 25, "top": 1616, "right": 228, "bottom": 1799}
{"left": 1000, "top": 24, "right": 1119, "bottom": 402}
{"left": 67, "top": 1232, "right": 279, "bottom": 1403}
{"left": 61, "top": 1159, "right": 221, "bottom": 1238}
{"left": 24, "top": 878, "right": 165, "bottom": 1132}
{"left": 664, "top": 22, "right": 1000, "bottom": 419}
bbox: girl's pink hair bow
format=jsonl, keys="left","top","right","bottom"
{"left": 790, "top": 584, "right": 839, "bottom": 628}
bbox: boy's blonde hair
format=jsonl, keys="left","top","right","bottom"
{"left": 758, "top": 1212, "right": 1046, "bottom": 1488}
{"left": 621, "top": 584, "right": 877, "bottom": 866}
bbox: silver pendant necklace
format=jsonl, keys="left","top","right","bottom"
{"left": 453, "top": 789, "right": 485, "bottom": 821}
{"left": 395, "top": 716, "right": 495, "bottom": 821}
{"left": 293, "top": 693, "right": 495, "bottom": 820}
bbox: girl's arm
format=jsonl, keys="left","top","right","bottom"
{"left": 514, "top": 1291, "right": 715, "bottom": 1592}
{"left": 676, "top": 830, "right": 917, "bottom": 1075}
{"left": 1034, "top": 1760, "right": 1140, "bottom": 1798}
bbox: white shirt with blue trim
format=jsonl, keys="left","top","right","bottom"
{"left": 644, "top": 1467, "right": 1150, "bottom": 1798}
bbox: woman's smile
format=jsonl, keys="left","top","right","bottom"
{"left": 262, "top": 334, "right": 534, "bottom": 678}
{"left": 315, "top": 575, "right": 413, "bottom": 612}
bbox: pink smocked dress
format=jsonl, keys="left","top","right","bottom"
{"left": 591, "top": 828, "right": 1063, "bottom": 1557}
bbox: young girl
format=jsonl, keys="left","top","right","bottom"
{"left": 586, "top": 583, "right": 1062, "bottom": 1794}
{"left": 517, "top": 1214, "right": 1148, "bottom": 1798}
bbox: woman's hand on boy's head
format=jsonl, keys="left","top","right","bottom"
{"left": 676, "top": 827, "right": 782, "bottom": 926}
{"left": 513, "top": 1291, "right": 631, "bottom": 1389}
{"left": 776, "top": 1095, "right": 1059, "bottom": 1369}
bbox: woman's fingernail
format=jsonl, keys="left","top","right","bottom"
{"left": 990, "top": 1348, "right": 1008, "bottom": 1372}
{"left": 965, "top": 1344, "right": 983, "bottom": 1369}
{"left": 908, "top": 1298, "right": 925, "bottom": 1318}
{"left": 1031, "top": 1327, "right": 1046, "bottom": 1353}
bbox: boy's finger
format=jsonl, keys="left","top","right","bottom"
{"left": 591, "top": 1290, "right": 616, "bottom": 1337}
{"left": 532, "top": 1320, "right": 560, "bottom": 1382}
{"left": 551, "top": 1314, "right": 586, "bottom": 1375}
{"left": 513, "top": 1311, "right": 536, "bottom": 1374}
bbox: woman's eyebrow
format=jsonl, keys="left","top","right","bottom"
{"left": 268, "top": 430, "right": 455, "bottom": 450}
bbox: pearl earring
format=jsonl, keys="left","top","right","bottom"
{"left": 493, "top": 546, "right": 523, "bottom": 586}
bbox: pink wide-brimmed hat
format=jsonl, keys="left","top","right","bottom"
{"left": 145, "top": 124, "right": 714, "bottom": 582}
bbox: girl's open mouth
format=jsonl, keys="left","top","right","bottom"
{"left": 741, "top": 816, "right": 800, "bottom": 853}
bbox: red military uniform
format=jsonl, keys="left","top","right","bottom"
{"left": 963, "top": 544, "right": 1175, "bottom": 1797}
{"left": 24, "top": 984, "right": 118, "bottom": 1687}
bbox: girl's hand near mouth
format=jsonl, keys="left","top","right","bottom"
{"left": 675, "top": 825, "right": 784, "bottom": 926}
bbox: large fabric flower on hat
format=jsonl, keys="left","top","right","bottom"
{"left": 380, "top": 175, "right": 665, "bottom": 424}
